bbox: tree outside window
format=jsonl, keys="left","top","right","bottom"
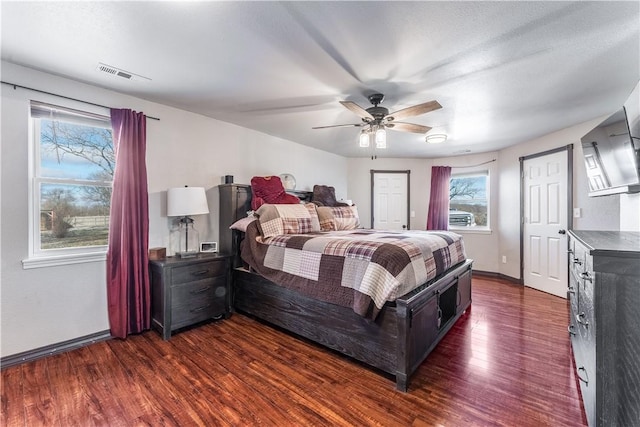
{"left": 449, "top": 173, "right": 489, "bottom": 227}
{"left": 32, "top": 103, "right": 114, "bottom": 252}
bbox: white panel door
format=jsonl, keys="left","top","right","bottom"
{"left": 523, "top": 151, "right": 568, "bottom": 298}
{"left": 373, "top": 172, "right": 408, "bottom": 230}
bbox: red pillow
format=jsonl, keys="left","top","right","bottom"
{"left": 250, "top": 176, "right": 300, "bottom": 210}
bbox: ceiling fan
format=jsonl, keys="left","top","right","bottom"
{"left": 312, "top": 93, "right": 442, "bottom": 148}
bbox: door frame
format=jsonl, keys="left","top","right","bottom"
{"left": 519, "top": 144, "right": 573, "bottom": 283}
{"left": 370, "top": 169, "right": 411, "bottom": 230}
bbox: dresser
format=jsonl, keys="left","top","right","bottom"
{"left": 567, "top": 230, "right": 640, "bottom": 427}
{"left": 150, "top": 253, "right": 231, "bottom": 340}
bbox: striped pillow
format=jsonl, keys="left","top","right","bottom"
{"left": 317, "top": 206, "right": 360, "bottom": 231}
{"left": 256, "top": 203, "right": 321, "bottom": 238}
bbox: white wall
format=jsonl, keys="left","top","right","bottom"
{"left": 348, "top": 118, "right": 637, "bottom": 281}
{"left": 346, "top": 157, "right": 433, "bottom": 230}
{"left": 496, "top": 118, "right": 627, "bottom": 279}
{"left": 0, "top": 62, "right": 347, "bottom": 357}
{"left": 144, "top": 105, "right": 348, "bottom": 252}
{"left": 620, "top": 193, "right": 640, "bottom": 231}
{"left": 3, "top": 60, "right": 638, "bottom": 358}
{"left": 346, "top": 153, "right": 500, "bottom": 273}
{"left": 431, "top": 152, "right": 501, "bottom": 274}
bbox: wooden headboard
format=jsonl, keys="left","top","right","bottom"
{"left": 218, "top": 184, "right": 313, "bottom": 258}
{"left": 219, "top": 184, "right": 251, "bottom": 258}
{"left": 286, "top": 189, "right": 314, "bottom": 203}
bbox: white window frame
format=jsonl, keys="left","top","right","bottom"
{"left": 23, "top": 102, "right": 113, "bottom": 269}
{"left": 449, "top": 170, "right": 491, "bottom": 234}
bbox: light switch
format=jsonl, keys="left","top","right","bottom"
{"left": 410, "top": 210, "right": 416, "bottom": 218}
{"left": 573, "top": 208, "right": 582, "bottom": 218}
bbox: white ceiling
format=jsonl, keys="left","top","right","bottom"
{"left": 2, "top": 1, "right": 639, "bottom": 158}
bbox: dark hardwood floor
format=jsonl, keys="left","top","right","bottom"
{"left": 1, "top": 275, "right": 587, "bottom": 426}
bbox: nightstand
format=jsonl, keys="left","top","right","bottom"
{"left": 149, "top": 253, "right": 231, "bottom": 340}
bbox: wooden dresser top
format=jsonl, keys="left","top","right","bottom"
{"left": 569, "top": 230, "right": 640, "bottom": 258}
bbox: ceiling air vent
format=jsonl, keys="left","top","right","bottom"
{"left": 96, "top": 63, "right": 151, "bottom": 81}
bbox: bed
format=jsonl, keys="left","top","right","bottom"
{"left": 220, "top": 184, "right": 473, "bottom": 391}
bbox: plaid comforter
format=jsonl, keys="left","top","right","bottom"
{"left": 241, "top": 222, "right": 467, "bottom": 319}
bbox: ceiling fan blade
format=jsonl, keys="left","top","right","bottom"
{"left": 340, "top": 101, "right": 374, "bottom": 120}
{"left": 387, "top": 122, "right": 432, "bottom": 134}
{"left": 387, "top": 100, "right": 442, "bottom": 121}
{"left": 312, "top": 123, "right": 362, "bottom": 130}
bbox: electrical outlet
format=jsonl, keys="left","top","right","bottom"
{"left": 502, "top": 255, "right": 507, "bottom": 264}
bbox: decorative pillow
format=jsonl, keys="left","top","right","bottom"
{"left": 311, "top": 184, "right": 349, "bottom": 207}
{"left": 229, "top": 215, "right": 256, "bottom": 233}
{"left": 256, "top": 203, "right": 320, "bottom": 238}
{"left": 250, "top": 175, "right": 300, "bottom": 210}
{"left": 316, "top": 206, "right": 360, "bottom": 231}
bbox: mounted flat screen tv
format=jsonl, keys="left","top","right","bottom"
{"left": 580, "top": 107, "right": 640, "bottom": 196}
{"left": 624, "top": 80, "right": 640, "bottom": 140}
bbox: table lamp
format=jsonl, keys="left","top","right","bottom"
{"left": 167, "top": 186, "right": 209, "bottom": 258}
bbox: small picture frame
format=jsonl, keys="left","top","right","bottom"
{"left": 200, "top": 242, "right": 218, "bottom": 253}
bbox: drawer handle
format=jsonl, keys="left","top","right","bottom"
{"left": 190, "top": 304, "right": 211, "bottom": 313}
{"left": 577, "top": 366, "right": 589, "bottom": 385}
{"left": 568, "top": 286, "right": 575, "bottom": 295}
{"left": 567, "top": 249, "right": 574, "bottom": 254}
{"left": 568, "top": 325, "right": 576, "bottom": 336}
{"left": 576, "top": 312, "right": 589, "bottom": 328}
{"left": 190, "top": 286, "right": 211, "bottom": 295}
{"left": 581, "top": 272, "right": 593, "bottom": 283}
{"left": 191, "top": 270, "right": 210, "bottom": 277}
{"left": 573, "top": 258, "right": 582, "bottom": 266}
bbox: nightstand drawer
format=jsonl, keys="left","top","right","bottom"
{"left": 172, "top": 261, "right": 226, "bottom": 285}
{"left": 171, "top": 279, "right": 226, "bottom": 328}
{"left": 171, "top": 278, "right": 227, "bottom": 307}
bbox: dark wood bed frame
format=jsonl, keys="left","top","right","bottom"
{"left": 220, "top": 184, "right": 473, "bottom": 391}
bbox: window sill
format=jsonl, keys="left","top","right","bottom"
{"left": 22, "top": 251, "right": 106, "bottom": 269}
{"left": 449, "top": 227, "right": 493, "bottom": 235}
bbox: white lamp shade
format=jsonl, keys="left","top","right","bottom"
{"left": 375, "top": 127, "right": 386, "bottom": 148}
{"left": 359, "top": 131, "right": 370, "bottom": 147}
{"left": 167, "top": 187, "right": 209, "bottom": 217}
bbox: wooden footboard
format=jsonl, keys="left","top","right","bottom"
{"left": 233, "top": 259, "right": 473, "bottom": 391}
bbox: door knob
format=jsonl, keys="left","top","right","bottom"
{"left": 558, "top": 229, "right": 566, "bottom": 235}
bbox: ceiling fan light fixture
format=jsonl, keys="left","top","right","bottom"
{"left": 426, "top": 134, "right": 447, "bottom": 144}
{"left": 359, "top": 130, "right": 370, "bottom": 147}
{"left": 375, "top": 127, "right": 387, "bottom": 149}
{"left": 315, "top": 94, "right": 441, "bottom": 153}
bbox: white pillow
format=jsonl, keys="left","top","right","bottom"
{"left": 229, "top": 215, "right": 256, "bottom": 232}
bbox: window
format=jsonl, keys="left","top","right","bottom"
{"left": 29, "top": 102, "right": 113, "bottom": 257}
{"left": 449, "top": 171, "right": 489, "bottom": 228}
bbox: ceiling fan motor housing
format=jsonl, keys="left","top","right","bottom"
{"left": 368, "top": 93, "right": 385, "bottom": 105}
{"left": 366, "top": 94, "right": 389, "bottom": 121}
{"left": 366, "top": 106, "right": 389, "bottom": 120}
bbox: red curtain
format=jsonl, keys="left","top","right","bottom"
{"left": 426, "top": 166, "right": 452, "bottom": 230}
{"left": 106, "top": 109, "right": 150, "bottom": 338}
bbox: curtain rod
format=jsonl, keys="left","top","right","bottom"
{"left": 1, "top": 80, "right": 160, "bottom": 121}
{"left": 448, "top": 158, "right": 497, "bottom": 168}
